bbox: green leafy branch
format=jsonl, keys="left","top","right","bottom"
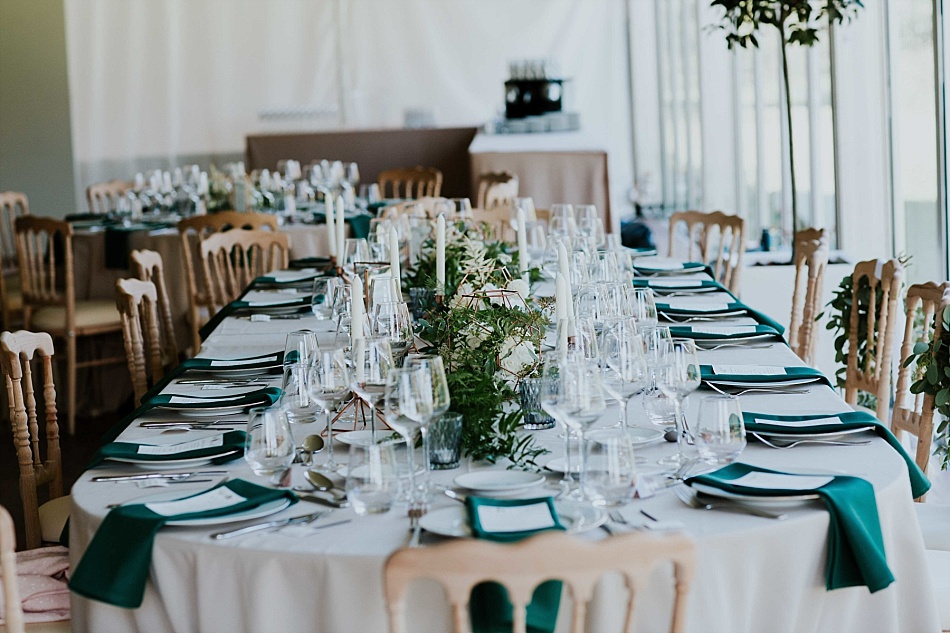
{"left": 904, "top": 305, "right": 950, "bottom": 470}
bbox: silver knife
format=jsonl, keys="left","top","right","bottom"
{"left": 210, "top": 511, "right": 326, "bottom": 539}
{"left": 91, "top": 470, "right": 228, "bottom": 482}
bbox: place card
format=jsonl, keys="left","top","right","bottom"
{"left": 636, "top": 259, "right": 685, "bottom": 270}
{"left": 712, "top": 365, "right": 787, "bottom": 376}
{"left": 266, "top": 269, "right": 318, "bottom": 283}
{"left": 167, "top": 394, "right": 250, "bottom": 404}
{"left": 728, "top": 472, "right": 833, "bottom": 491}
{"left": 145, "top": 486, "right": 246, "bottom": 517}
{"left": 755, "top": 416, "right": 843, "bottom": 427}
{"left": 208, "top": 355, "right": 279, "bottom": 367}
{"left": 690, "top": 326, "right": 759, "bottom": 335}
{"left": 665, "top": 300, "right": 732, "bottom": 312}
{"left": 475, "top": 501, "right": 556, "bottom": 533}
{"left": 137, "top": 434, "right": 224, "bottom": 456}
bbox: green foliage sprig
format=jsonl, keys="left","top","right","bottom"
{"left": 416, "top": 303, "right": 548, "bottom": 470}
{"left": 904, "top": 305, "right": 950, "bottom": 469}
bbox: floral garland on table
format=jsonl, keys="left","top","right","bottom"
{"left": 409, "top": 219, "right": 549, "bottom": 469}
{"left": 903, "top": 304, "right": 950, "bottom": 469}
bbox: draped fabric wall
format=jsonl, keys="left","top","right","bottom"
{"left": 64, "top": 0, "right": 634, "bottom": 218}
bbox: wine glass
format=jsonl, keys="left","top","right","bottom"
{"left": 558, "top": 355, "right": 607, "bottom": 499}
{"left": 283, "top": 330, "right": 319, "bottom": 367}
{"left": 696, "top": 395, "right": 746, "bottom": 465}
{"left": 601, "top": 318, "right": 649, "bottom": 430}
{"left": 308, "top": 347, "right": 352, "bottom": 473}
{"left": 372, "top": 301, "right": 413, "bottom": 365}
{"left": 589, "top": 251, "right": 621, "bottom": 284}
{"left": 555, "top": 317, "right": 599, "bottom": 360}
{"left": 403, "top": 355, "right": 451, "bottom": 495}
{"left": 244, "top": 407, "right": 295, "bottom": 476}
{"left": 450, "top": 198, "right": 473, "bottom": 217}
{"left": 385, "top": 366, "right": 428, "bottom": 507}
{"left": 539, "top": 353, "right": 579, "bottom": 495}
{"left": 345, "top": 162, "right": 360, "bottom": 189}
{"left": 311, "top": 278, "right": 342, "bottom": 321}
{"left": 512, "top": 197, "right": 536, "bottom": 221}
{"left": 627, "top": 287, "right": 658, "bottom": 326}
{"left": 583, "top": 428, "right": 637, "bottom": 507}
{"left": 343, "top": 238, "right": 371, "bottom": 275}
{"left": 654, "top": 339, "right": 701, "bottom": 467}
{"left": 350, "top": 337, "right": 395, "bottom": 443}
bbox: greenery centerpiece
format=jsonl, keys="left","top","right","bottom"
{"left": 902, "top": 306, "right": 950, "bottom": 469}
{"left": 408, "top": 219, "right": 549, "bottom": 469}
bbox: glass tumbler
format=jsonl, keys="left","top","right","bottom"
{"left": 244, "top": 407, "right": 295, "bottom": 476}
{"left": 582, "top": 428, "right": 637, "bottom": 507}
{"left": 345, "top": 440, "right": 399, "bottom": 515}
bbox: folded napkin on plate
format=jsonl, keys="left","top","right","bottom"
{"left": 70, "top": 480, "right": 297, "bottom": 608}
{"left": 0, "top": 546, "right": 70, "bottom": 625}
{"left": 700, "top": 365, "right": 831, "bottom": 387}
{"left": 657, "top": 300, "right": 786, "bottom": 334}
{"left": 88, "top": 430, "right": 247, "bottom": 468}
{"left": 198, "top": 296, "right": 310, "bottom": 340}
{"left": 688, "top": 463, "right": 894, "bottom": 593}
{"left": 147, "top": 386, "right": 281, "bottom": 411}
{"left": 632, "top": 278, "right": 721, "bottom": 291}
{"left": 744, "top": 411, "right": 931, "bottom": 498}
{"left": 633, "top": 259, "right": 710, "bottom": 274}
{"left": 252, "top": 269, "right": 325, "bottom": 286}
{"left": 465, "top": 496, "right": 564, "bottom": 633}
{"left": 669, "top": 324, "right": 783, "bottom": 341}
{"left": 288, "top": 256, "right": 333, "bottom": 270}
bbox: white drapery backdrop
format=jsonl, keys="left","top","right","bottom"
{"left": 64, "top": 0, "right": 635, "bottom": 218}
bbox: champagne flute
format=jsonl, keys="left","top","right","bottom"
{"left": 654, "top": 339, "right": 701, "bottom": 467}
{"left": 309, "top": 347, "right": 352, "bottom": 473}
{"left": 404, "top": 355, "right": 451, "bottom": 496}
{"left": 696, "top": 395, "right": 746, "bottom": 465}
{"left": 601, "top": 318, "right": 649, "bottom": 430}
{"left": 350, "top": 337, "right": 395, "bottom": 443}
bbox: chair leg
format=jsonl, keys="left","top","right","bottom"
{"left": 67, "top": 334, "right": 76, "bottom": 436}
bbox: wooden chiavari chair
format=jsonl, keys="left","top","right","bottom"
{"left": 115, "top": 279, "right": 164, "bottom": 405}
{"left": 0, "top": 192, "right": 29, "bottom": 330}
{"left": 378, "top": 167, "right": 443, "bottom": 199}
{"left": 476, "top": 171, "right": 519, "bottom": 210}
{"left": 130, "top": 249, "right": 179, "bottom": 365}
{"left": 85, "top": 179, "right": 131, "bottom": 215}
{"left": 788, "top": 228, "right": 830, "bottom": 365}
{"left": 668, "top": 210, "right": 745, "bottom": 294}
{"left": 200, "top": 229, "right": 290, "bottom": 313}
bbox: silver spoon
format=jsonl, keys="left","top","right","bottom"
{"left": 297, "top": 434, "right": 324, "bottom": 465}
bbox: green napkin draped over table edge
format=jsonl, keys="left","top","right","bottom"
{"left": 69, "top": 479, "right": 298, "bottom": 609}
{"left": 97, "top": 385, "right": 281, "bottom": 449}
{"left": 464, "top": 496, "right": 564, "bottom": 633}
{"left": 632, "top": 278, "right": 720, "bottom": 291}
{"left": 699, "top": 365, "right": 832, "bottom": 388}
{"left": 744, "top": 410, "right": 931, "bottom": 499}
{"left": 88, "top": 430, "right": 248, "bottom": 468}
{"left": 656, "top": 300, "right": 786, "bottom": 335}
{"left": 689, "top": 463, "right": 895, "bottom": 593}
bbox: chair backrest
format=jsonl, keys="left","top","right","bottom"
{"left": 668, "top": 210, "right": 745, "bottom": 293}
{"left": 14, "top": 217, "right": 74, "bottom": 332}
{"left": 115, "top": 278, "right": 164, "bottom": 405}
{"left": 384, "top": 531, "right": 697, "bottom": 633}
{"left": 0, "top": 330, "right": 62, "bottom": 550}
{"left": 378, "top": 167, "right": 443, "bottom": 199}
{"left": 893, "top": 281, "right": 950, "bottom": 492}
{"left": 476, "top": 171, "right": 519, "bottom": 210}
{"left": 788, "top": 228, "right": 830, "bottom": 365}
{"left": 0, "top": 193, "right": 30, "bottom": 329}
{"left": 178, "top": 212, "right": 280, "bottom": 352}
{"left": 200, "top": 230, "right": 290, "bottom": 312}
{"left": 130, "top": 249, "right": 179, "bottom": 364}
{"left": 472, "top": 207, "right": 515, "bottom": 243}
{"left": 844, "top": 258, "right": 904, "bottom": 422}
{"left": 0, "top": 504, "right": 26, "bottom": 633}
{"left": 86, "top": 179, "right": 131, "bottom": 215}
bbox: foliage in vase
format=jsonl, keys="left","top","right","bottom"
{"left": 903, "top": 305, "right": 950, "bottom": 469}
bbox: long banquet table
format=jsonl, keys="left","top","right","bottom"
{"left": 69, "top": 269, "right": 940, "bottom": 633}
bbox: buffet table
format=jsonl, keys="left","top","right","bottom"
{"left": 68, "top": 272, "right": 939, "bottom": 633}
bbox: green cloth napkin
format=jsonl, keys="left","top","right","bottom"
{"left": 70, "top": 479, "right": 297, "bottom": 608}
{"left": 252, "top": 270, "right": 328, "bottom": 287}
{"left": 288, "top": 256, "right": 333, "bottom": 270}
{"left": 632, "top": 278, "right": 720, "bottom": 291}
{"left": 88, "top": 430, "right": 248, "bottom": 468}
{"left": 688, "top": 463, "right": 894, "bottom": 593}
{"left": 465, "top": 496, "right": 564, "bottom": 633}
{"left": 656, "top": 300, "right": 786, "bottom": 334}
{"left": 669, "top": 324, "right": 784, "bottom": 341}
{"left": 700, "top": 364, "right": 832, "bottom": 388}
{"left": 310, "top": 210, "right": 372, "bottom": 239}
{"left": 198, "top": 296, "right": 310, "bottom": 340}
{"left": 743, "top": 410, "right": 931, "bottom": 499}
{"left": 634, "top": 261, "right": 711, "bottom": 275}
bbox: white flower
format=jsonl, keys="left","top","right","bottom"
{"left": 460, "top": 323, "right": 493, "bottom": 350}
{"left": 499, "top": 338, "right": 537, "bottom": 377}
{"left": 506, "top": 279, "right": 530, "bottom": 308}
{"left": 451, "top": 283, "right": 476, "bottom": 309}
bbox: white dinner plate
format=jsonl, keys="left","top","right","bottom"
{"left": 123, "top": 490, "right": 292, "bottom": 526}
{"left": 334, "top": 430, "right": 402, "bottom": 447}
{"left": 651, "top": 285, "right": 718, "bottom": 295}
{"left": 752, "top": 426, "right": 874, "bottom": 441}
{"left": 543, "top": 457, "right": 581, "bottom": 474}
{"left": 419, "top": 500, "right": 606, "bottom": 538}
{"left": 692, "top": 334, "right": 778, "bottom": 345}
{"left": 108, "top": 451, "right": 239, "bottom": 469}
{"left": 704, "top": 377, "right": 820, "bottom": 389}
{"left": 454, "top": 470, "right": 546, "bottom": 492}
{"left": 154, "top": 404, "right": 249, "bottom": 418}
{"left": 690, "top": 483, "right": 821, "bottom": 506}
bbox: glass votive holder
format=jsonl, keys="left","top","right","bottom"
{"left": 409, "top": 287, "right": 437, "bottom": 320}
{"left": 428, "top": 412, "right": 463, "bottom": 470}
{"left": 519, "top": 377, "right": 556, "bottom": 430}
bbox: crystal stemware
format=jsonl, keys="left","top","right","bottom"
{"left": 350, "top": 337, "right": 395, "bottom": 443}
{"left": 654, "top": 339, "right": 702, "bottom": 467}
{"left": 384, "top": 366, "right": 428, "bottom": 507}
{"left": 403, "top": 355, "right": 451, "bottom": 496}
{"left": 696, "top": 395, "right": 746, "bottom": 465}
{"left": 601, "top": 318, "right": 649, "bottom": 430}
{"left": 308, "top": 347, "right": 352, "bottom": 473}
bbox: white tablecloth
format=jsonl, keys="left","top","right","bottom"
{"left": 69, "top": 285, "right": 940, "bottom": 633}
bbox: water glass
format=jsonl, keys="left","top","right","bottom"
{"left": 428, "top": 412, "right": 463, "bottom": 469}
{"left": 244, "top": 407, "right": 295, "bottom": 476}
{"left": 628, "top": 287, "right": 658, "bottom": 326}
{"left": 518, "top": 377, "right": 556, "bottom": 430}
{"left": 345, "top": 440, "right": 399, "bottom": 515}
{"left": 409, "top": 287, "right": 436, "bottom": 319}
{"left": 696, "top": 395, "right": 746, "bottom": 465}
{"left": 583, "top": 428, "right": 637, "bottom": 507}
{"left": 312, "top": 278, "right": 342, "bottom": 321}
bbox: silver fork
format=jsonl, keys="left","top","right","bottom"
{"left": 607, "top": 510, "right": 634, "bottom": 531}
{"left": 695, "top": 342, "right": 777, "bottom": 351}
{"left": 705, "top": 383, "right": 813, "bottom": 397}
{"left": 673, "top": 484, "right": 788, "bottom": 520}
{"left": 751, "top": 432, "right": 872, "bottom": 449}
